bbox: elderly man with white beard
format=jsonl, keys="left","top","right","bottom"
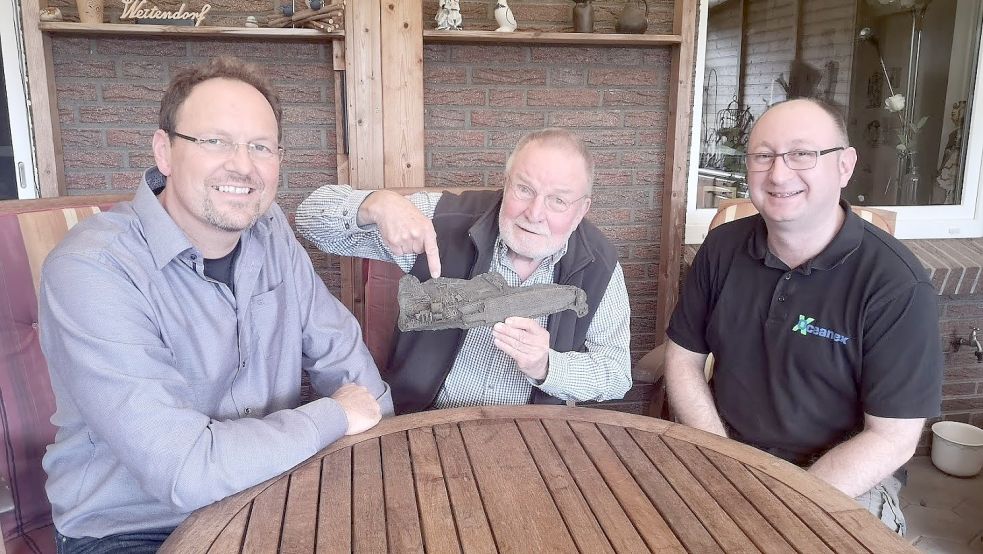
{"left": 297, "top": 128, "right": 632, "bottom": 414}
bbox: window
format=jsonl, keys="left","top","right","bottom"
{"left": 686, "top": 0, "right": 983, "bottom": 242}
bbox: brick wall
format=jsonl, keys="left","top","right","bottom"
{"left": 52, "top": 36, "right": 343, "bottom": 290}
{"left": 923, "top": 294, "right": 983, "bottom": 455}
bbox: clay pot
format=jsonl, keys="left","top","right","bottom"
{"left": 616, "top": 0, "right": 648, "bottom": 34}
{"left": 76, "top": 0, "right": 104, "bottom": 23}
{"left": 573, "top": 0, "right": 594, "bottom": 33}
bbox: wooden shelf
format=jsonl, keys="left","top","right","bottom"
{"left": 423, "top": 30, "right": 682, "bottom": 46}
{"left": 39, "top": 22, "right": 342, "bottom": 40}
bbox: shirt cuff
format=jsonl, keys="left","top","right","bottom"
{"left": 532, "top": 349, "right": 568, "bottom": 397}
{"left": 295, "top": 397, "right": 349, "bottom": 450}
{"left": 342, "top": 189, "right": 376, "bottom": 232}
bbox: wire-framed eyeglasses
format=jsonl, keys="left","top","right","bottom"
{"left": 167, "top": 130, "right": 285, "bottom": 162}
{"left": 508, "top": 181, "right": 589, "bottom": 213}
{"left": 744, "top": 147, "right": 845, "bottom": 172}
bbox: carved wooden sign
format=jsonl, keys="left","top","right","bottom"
{"left": 120, "top": 0, "right": 211, "bottom": 26}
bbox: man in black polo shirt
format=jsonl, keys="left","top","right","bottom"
{"left": 665, "top": 98, "right": 942, "bottom": 534}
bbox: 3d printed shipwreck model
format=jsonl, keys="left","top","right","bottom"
{"left": 397, "top": 272, "right": 589, "bottom": 332}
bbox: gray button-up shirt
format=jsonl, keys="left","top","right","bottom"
{"left": 40, "top": 169, "right": 392, "bottom": 538}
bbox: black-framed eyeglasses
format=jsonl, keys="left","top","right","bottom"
{"left": 167, "top": 130, "right": 285, "bottom": 162}
{"left": 744, "top": 147, "right": 845, "bottom": 172}
{"left": 508, "top": 180, "right": 589, "bottom": 213}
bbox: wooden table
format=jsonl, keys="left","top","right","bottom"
{"left": 160, "top": 406, "right": 915, "bottom": 553}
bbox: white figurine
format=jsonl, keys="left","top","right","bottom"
{"left": 494, "top": 0, "right": 516, "bottom": 32}
{"left": 244, "top": 15, "right": 258, "bottom": 27}
{"left": 436, "top": 0, "right": 462, "bottom": 30}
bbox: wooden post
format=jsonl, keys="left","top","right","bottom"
{"left": 345, "top": 0, "right": 385, "bottom": 190}
{"left": 380, "top": 0, "right": 424, "bottom": 189}
{"left": 20, "top": 0, "right": 65, "bottom": 197}
{"left": 655, "top": 0, "right": 698, "bottom": 343}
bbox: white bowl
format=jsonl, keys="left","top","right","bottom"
{"left": 930, "top": 421, "right": 983, "bottom": 477}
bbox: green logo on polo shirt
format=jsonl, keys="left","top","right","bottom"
{"left": 792, "top": 314, "right": 850, "bottom": 344}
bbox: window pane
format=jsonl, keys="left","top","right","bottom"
{"left": 698, "top": 0, "right": 982, "bottom": 209}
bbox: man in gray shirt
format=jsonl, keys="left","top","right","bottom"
{"left": 40, "top": 57, "right": 392, "bottom": 553}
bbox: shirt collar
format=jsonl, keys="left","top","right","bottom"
{"left": 132, "top": 167, "right": 275, "bottom": 270}
{"left": 747, "top": 199, "right": 863, "bottom": 274}
{"left": 133, "top": 167, "right": 195, "bottom": 270}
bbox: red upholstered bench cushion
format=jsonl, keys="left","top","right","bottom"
{"left": 0, "top": 199, "right": 121, "bottom": 554}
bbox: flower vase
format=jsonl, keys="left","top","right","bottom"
{"left": 76, "top": 0, "right": 104, "bottom": 23}
{"left": 899, "top": 158, "right": 920, "bottom": 205}
{"left": 573, "top": 0, "right": 594, "bottom": 33}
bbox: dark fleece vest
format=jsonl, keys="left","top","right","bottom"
{"left": 386, "top": 190, "right": 618, "bottom": 414}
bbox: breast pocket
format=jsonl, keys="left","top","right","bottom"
{"left": 249, "top": 282, "right": 288, "bottom": 360}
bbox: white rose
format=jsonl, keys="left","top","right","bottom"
{"left": 884, "top": 94, "right": 906, "bottom": 113}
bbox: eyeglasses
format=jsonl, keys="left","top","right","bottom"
{"left": 744, "top": 147, "right": 845, "bottom": 172}
{"left": 509, "top": 181, "right": 588, "bottom": 213}
{"left": 167, "top": 131, "right": 285, "bottom": 162}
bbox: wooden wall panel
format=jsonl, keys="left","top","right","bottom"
{"left": 345, "top": 0, "right": 385, "bottom": 190}
{"left": 380, "top": 0, "right": 425, "bottom": 189}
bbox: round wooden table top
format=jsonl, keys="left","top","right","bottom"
{"left": 160, "top": 405, "right": 915, "bottom": 553}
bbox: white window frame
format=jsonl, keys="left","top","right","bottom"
{"left": 686, "top": 0, "right": 983, "bottom": 243}
{"left": 1, "top": 0, "right": 39, "bottom": 199}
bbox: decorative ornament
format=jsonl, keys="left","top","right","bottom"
{"left": 120, "top": 0, "right": 211, "bottom": 26}
{"left": 572, "top": 0, "right": 594, "bottom": 33}
{"left": 244, "top": 15, "right": 258, "bottom": 27}
{"left": 267, "top": 0, "right": 343, "bottom": 32}
{"left": 39, "top": 6, "right": 63, "bottom": 21}
{"left": 435, "top": 0, "right": 462, "bottom": 31}
{"left": 494, "top": 0, "right": 516, "bottom": 32}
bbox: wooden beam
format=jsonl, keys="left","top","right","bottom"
{"left": 345, "top": 0, "right": 385, "bottom": 190}
{"left": 380, "top": 0, "right": 424, "bottom": 188}
{"left": 22, "top": 0, "right": 65, "bottom": 197}
{"left": 656, "top": 0, "right": 698, "bottom": 342}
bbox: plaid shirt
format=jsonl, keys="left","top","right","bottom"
{"left": 297, "top": 185, "right": 632, "bottom": 406}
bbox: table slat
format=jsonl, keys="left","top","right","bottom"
{"left": 317, "top": 450, "right": 352, "bottom": 552}
{"left": 651, "top": 435, "right": 792, "bottom": 552}
{"left": 407, "top": 427, "right": 463, "bottom": 554}
{"left": 634, "top": 432, "right": 759, "bottom": 552}
{"left": 752, "top": 469, "right": 870, "bottom": 554}
{"left": 830, "top": 509, "right": 916, "bottom": 554}
{"left": 570, "top": 421, "right": 695, "bottom": 552}
{"left": 700, "top": 448, "right": 834, "bottom": 554}
{"left": 433, "top": 423, "right": 497, "bottom": 554}
{"left": 280, "top": 461, "right": 319, "bottom": 554}
{"left": 515, "top": 419, "right": 615, "bottom": 554}
{"left": 540, "top": 419, "right": 661, "bottom": 553}
{"left": 240, "top": 477, "right": 288, "bottom": 552}
{"left": 459, "top": 419, "right": 578, "bottom": 553}
{"left": 596, "top": 424, "right": 723, "bottom": 553}
{"left": 206, "top": 505, "right": 249, "bottom": 554}
{"left": 353, "top": 438, "right": 388, "bottom": 552}
{"left": 381, "top": 431, "right": 425, "bottom": 553}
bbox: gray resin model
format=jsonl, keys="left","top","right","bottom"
{"left": 397, "top": 272, "right": 588, "bottom": 331}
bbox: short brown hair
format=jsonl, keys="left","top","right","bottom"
{"left": 159, "top": 56, "right": 283, "bottom": 141}
{"left": 505, "top": 128, "right": 595, "bottom": 194}
{"left": 764, "top": 98, "right": 850, "bottom": 146}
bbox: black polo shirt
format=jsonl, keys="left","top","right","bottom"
{"left": 667, "top": 204, "right": 943, "bottom": 465}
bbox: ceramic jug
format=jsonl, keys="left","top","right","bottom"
{"left": 616, "top": 0, "right": 648, "bottom": 34}
{"left": 573, "top": 0, "right": 594, "bottom": 33}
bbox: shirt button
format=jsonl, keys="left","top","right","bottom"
{"left": 241, "top": 361, "right": 246, "bottom": 368}
{"left": 190, "top": 254, "right": 197, "bottom": 260}
{"left": 344, "top": 223, "right": 350, "bottom": 229}
{"left": 244, "top": 408, "right": 252, "bottom": 415}
{"left": 342, "top": 209, "right": 349, "bottom": 216}
{"left": 778, "top": 296, "right": 786, "bottom": 302}
{"left": 784, "top": 273, "right": 792, "bottom": 280}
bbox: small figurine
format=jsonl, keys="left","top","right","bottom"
{"left": 39, "top": 6, "right": 63, "bottom": 21}
{"left": 435, "top": 0, "right": 462, "bottom": 31}
{"left": 244, "top": 15, "right": 258, "bottom": 27}
{"left": 494, "top": 0, "right": 516, "bottom": 32}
